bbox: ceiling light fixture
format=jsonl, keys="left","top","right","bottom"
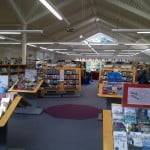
{"left": 137, "top": 32, "right": 150, "bottom": 34}
{"left": 121, "top": 50, "right": 143, "bottom": 52}
{"left": 0, "top": 36, "right": 5, "bottom": 39}
{"left": 39, "top": 0, "right": 63, "bottom": 20}
{"left": 40, "top": 47, "right": 47, "bottom": 50}
{"left": 0, "top": 32, "right": 21, "bottom": 35}
{"left": 90, "top": 43, "right": 118, "bottom": 46}
{"left": 104, "top": 50, "right": 116, "bottom": 52}
{"left": 112, "top": 29, "right": 150, "bottom": 32}
{"left": 27, "top": 44, "right": 37, "bottom": 47}
{"left": 0, "top": 42, "right": 21, "bottom": 44}
{"left": 124, "top": 43, "right": 150, "bottom": 46}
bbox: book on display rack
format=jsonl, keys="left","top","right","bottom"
{"left": 112, "top": 104, "right": 150, "bottom": 150}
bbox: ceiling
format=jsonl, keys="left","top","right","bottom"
{"left": 0, "top": 0, "right": 150, "bottom": 59}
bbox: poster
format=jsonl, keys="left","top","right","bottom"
{"left": 0, "top": 75, "right": 8, "bottom": 99}
{"left": 25, "top": 69, "right": 37, "bottom": 81}
{"left": 123, "top": 84, "right": 150, "bottom": 108}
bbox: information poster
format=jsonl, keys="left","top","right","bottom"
{"left": 25, "top": 69, "right": 37, "bottom": 81}
{"left": 60, "top": 70, "right": 64, "bottom": 81}
{"left": 123, "top": 84, "right": 150, "bottom": 108}
{"left": 0, "top": 75, "right": 8, "bottom": 99}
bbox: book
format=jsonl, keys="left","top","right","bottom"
{"left": 113, "top": 131, "right": 128, "bottom": 150}
{"left": 112, "top": 104, "right": 124, "bottom": 123}
{"left": 124, "top": 107, "right": 137, "bottom": 124}
{"left": 137, "top": 109, "right": 150, "bottom": 124}
{"left": 142, "top": 133, "right": 150, "bottom": 150}
{"left": 127, "top": 132, "right": 143, "bottom": 150}
{"left": 113, "top": 122, "right": 126, "bottom": 131}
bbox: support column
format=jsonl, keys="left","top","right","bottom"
{"left": 22, "top": 24, "right": 27, "bottom": 64}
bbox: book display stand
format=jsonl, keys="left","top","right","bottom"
{"left": 98, "top": 68, "right": 137, "bottom": 98}
{"left": 0, "top": 95, "right": 22, "bottom": 150}
{"left": 8, "top": 80, "right": 44, "bottom": 115}
{"left": 103, "top": 84, "right": 150, "bottom": 150}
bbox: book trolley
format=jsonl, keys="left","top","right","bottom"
{"left": 103, "top": 84, "right": 150, "bottom": 150}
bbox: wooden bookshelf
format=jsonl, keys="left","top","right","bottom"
{"left": 0, "top": 95, "right": 22, "bottom": 127}
{"left": 98, "top": 67, "right": 137, "bottom": 98}
{"left": 8, "top": 80, "right": 44, "bottom": 93}
{"left": 103, "top": 110, "right": 113, "bottom": 150}
{"left": 37, "top": 67, "right": 81, "bottom": 94}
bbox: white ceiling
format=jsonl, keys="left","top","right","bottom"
{"left": 0, "top": 0, "right": 149, "bottom": 59}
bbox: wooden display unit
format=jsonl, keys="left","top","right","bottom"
{"left": 38, "top": 67, "right": 81, "bottom": 94}
{"left": 8, "top": 80, "right": 44, "bottom": 93}
{"left": 0, "top": 95, "right": 22, "bottom": 127}
{"left": 98, "top": 68, "right": 137, "bottom": 98}
{"left": 103, "top": 110, "right": 113, "bottom": 150}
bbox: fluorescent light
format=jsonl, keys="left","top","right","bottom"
{"left": 124, "top": 43, "right": 150, "bottom": 45}
{"left": 59, "top": 42, "right": 85, "bottom": 45}
{"left": 121, "top": 50, "right": 143, "bottom": 52}
{"left": 40, "top": 47, "right": 47, "bottom": 50}
{"left": 90, "top": 43, "right": 118, "bottom": 45}
{"left": 104, "top": 50, "right": 116, "bottom": 52}
{"left": 112, "top": 29, "right": 150, "bottom": 32}
{"left": 0, "top": 32, "right": 21, "bottom": 34}
{"left": 39, "top": 0, "right": 63, "bottom": 20}
{"left": 27, "top": 44, "right": 37, "bottom": 47}
{"left": 119, "top": 53, "right": 135, "bottom": 55}
{"left": 0, "top": 36, "right": 5, "bottom": 39}
{"left": 49, "top": 49, "right": 67, "bottom": 51}
{"left": 137, "top": 32, "right": 150, "bottom": 34}
{"left": 117, "top": 55, "right": 133, "bottom": 57}
{"left": 73, "top": 49, "right": 91, "bottom": 52}
{"left": 0, "top": 42, "right": 21, "bottom": 44}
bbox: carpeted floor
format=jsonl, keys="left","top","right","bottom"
{"left": 7, "top": 80, "right": 107, "bottom": 150}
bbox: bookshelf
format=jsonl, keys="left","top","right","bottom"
{"left": 0, "top": 64, "right": 26, "bottom": 87}
{"left": 38, "top": 67, "right": 81, "bottom": 94}
{"left": 98, "top": 68, "right": 137, "bottom": 98}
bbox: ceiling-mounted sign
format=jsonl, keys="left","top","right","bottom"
{"left": 123, "top": 84, "right": 150, "bottom": 108}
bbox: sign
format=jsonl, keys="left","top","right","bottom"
{"left": 123, "top": 84, "right": 150, "bottom": 108}
{"left": 60, "top": 70, "right": 64, "bottom": 81}
{"left": 25, "top": 69, "right": 37, "bottom": 81}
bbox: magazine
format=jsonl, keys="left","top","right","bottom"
{"left": 137, "top": 109, "right": 150, "bottom": 124}
{"left": 127, "top": 132, "right": 143, "bottom": 150}
{"left": 112, "top": 104, "right": 124, "bottom": 123}
{"left": 124, "top": 107, "right": 137, "bottom": 124}
{"left": 113, "top": 131, "right": 128, "bottom": 150}
{"left": 142, "top": 133, "right": 150, "bottom": 150}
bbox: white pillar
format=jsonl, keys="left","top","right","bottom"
{"left": 22, "top": 24, "right": 27, "bottom": 64}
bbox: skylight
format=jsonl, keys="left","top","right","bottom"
{"left": 86, "top": 33, "right": 116, "bottom": 43}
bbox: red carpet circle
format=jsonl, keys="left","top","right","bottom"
{"left": 44, "top": 104, "right": 101, "bottom": 120}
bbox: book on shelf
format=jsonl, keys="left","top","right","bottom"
{"left": 127, "top": 132, "right": 143, "bottom": 150}
{"left": 124, "top": 107, "right": 137, "bottom": 124}
{"left": 113, "top": 131, "right": 128, "bottom": 150}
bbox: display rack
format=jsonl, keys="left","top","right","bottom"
{"left": 38, "top": 67, "right": 81, "bottom": 94}
{"left": 8, "top": 79, "right": 44, "bottom": 93}
{"left": 98, "top": 68, "right": 137, "bottom": 98}
{"left": 0, "top": 95, "right": 22, "bottom": 150}
{"left": 0, "top": 95, "right": 22, "bottom": 127}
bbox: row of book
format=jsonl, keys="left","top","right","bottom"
{"left": 112, "top": 104, "right": 150, "bottom": 150}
